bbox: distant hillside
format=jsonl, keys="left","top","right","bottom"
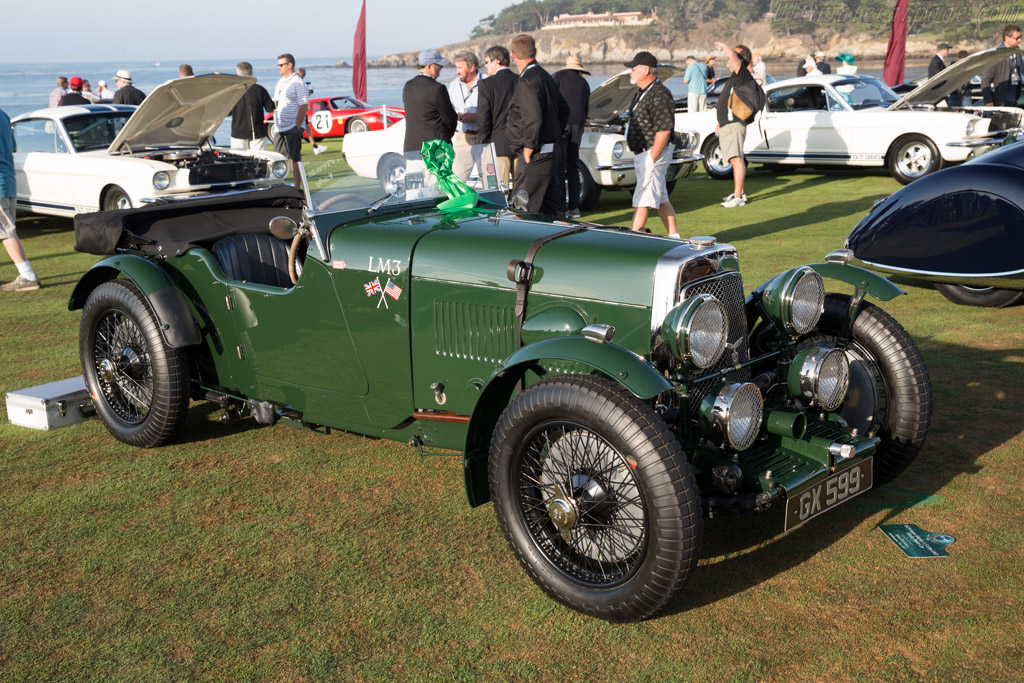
{"left": 367, "top": 19, "right": 996, "bottom": 69}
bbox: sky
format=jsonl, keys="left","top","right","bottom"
{"left": 2, "top": 0, "right": 515, "bottom": 64}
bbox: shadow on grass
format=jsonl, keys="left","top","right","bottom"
{"left": 663, "top": 336, "right": 1023, "bottom": 616}
{"left": 15, "top": 214, "right": 76, "bottom": 237}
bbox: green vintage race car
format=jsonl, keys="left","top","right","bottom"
{"left": 70, "top": 142, "right": 932, "bottom": 622}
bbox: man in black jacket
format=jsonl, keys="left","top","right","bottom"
{"left": 112, "top": 70, "right": 146, "bottom": 106}
{"left": 477, "top": 45, "right": 517, "bottom": 192}
{"left": 928, "top": 43, "right": 951, "bottom": 79}
{"left": 553, "top": 56, "right": 591, "bottom": 218}
{"left": 981, "top": 25, "right": 1023, "bottom": 106}
{"left": 505, "top": 34, "right": 570, "bottom": 217}
{"left": 58, "top": 77, "right": 90, "bottom": 106}
{"left": 403, "top": 49, "right": 458, "bottom": 153}
{"left": 230, "top": 62, "right": 276, "bottom": 150}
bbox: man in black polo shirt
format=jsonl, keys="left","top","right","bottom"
{"left": 625, "top": 52, "right": 679, "bottom": 236}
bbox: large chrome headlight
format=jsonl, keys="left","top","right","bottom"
{"left": 152, "top": 171, "right": 170, "bottom": 190}
{"left": 272, "top": 160, "right": 289, "bottom": 178}
{"left": 661, "top": 293, "right": 728, "bottom": 369}
{"left": 965, "top": 119, "right": 975, "bottom": 136}
{"left": 700, "top": 382, "right": 764, "bottom": 451}
{"left": 762, "top": 266, "right": 825, "bottom": 336}
{"left": 789, "top": 346, "right": 850, "bottom": 411}
{"left": 612, "top": 141, "right": 625, "bottom": 159}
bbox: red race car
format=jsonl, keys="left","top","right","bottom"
{"left": 265, "top": 95, "right": 405, "bottom": 141}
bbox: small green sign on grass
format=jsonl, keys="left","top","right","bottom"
{"left": 879, "top": 524, "right": 956, "bottom": 558}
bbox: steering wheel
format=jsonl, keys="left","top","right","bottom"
{"left": 315, "top": 192, "right": 373, "bottom": 210}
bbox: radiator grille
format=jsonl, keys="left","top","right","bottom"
{"left": 434, "top": 300, "right": 516, "bottom": 363}
{"left": 680, "top": 272, "right": 750, "bottom": 417}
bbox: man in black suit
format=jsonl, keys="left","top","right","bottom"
{"left": 553, "top": 56, "right": 591, "bottom": 218}
{"left": 477, "top": 45, "right": 517, "bottom": 193}
{"left": 402, "top": 49, "right": 458, "bottom": 153}
{"left": 928, "top": 43, "right": 951, "bottom": 79}
{"left": 505, "top": 34, "right": 570, "bottom": 217}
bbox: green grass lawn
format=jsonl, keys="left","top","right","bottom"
{"left": 2, "top": 149, "right": 1023, "bottom": 680}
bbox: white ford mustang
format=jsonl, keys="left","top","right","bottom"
{"left": 12, "top": 74, "right": 289, "bottom": 216}
{"left": 677, "top": 47, "right": 1023, "bottom": 184}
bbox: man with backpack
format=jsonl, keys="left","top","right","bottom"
{"left": 714, "top": 41, "right": 761, "bottom": 208}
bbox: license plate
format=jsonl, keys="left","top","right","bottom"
{"left": 784, "top": 457, "right": 873, "bottom": 531}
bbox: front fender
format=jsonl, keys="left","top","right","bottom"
{"left": 461, "top": 336, "right": 671, "bottom": 507}
{"left": 807, "top": 262, "right": 904, "bottom": 301}
{"left": 68, "top": 255, "right": 201, "bottom": 348}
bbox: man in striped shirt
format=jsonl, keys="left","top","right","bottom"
{"left": 273, "top": 53, "right": 310, "bottom": 189}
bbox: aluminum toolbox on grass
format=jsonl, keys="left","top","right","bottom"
{"left": 6, "top": 376, "right": 95, "bottom": 431}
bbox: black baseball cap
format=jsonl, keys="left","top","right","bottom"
{"left": 624, "top": 51, "right": 657, "bottom": 69}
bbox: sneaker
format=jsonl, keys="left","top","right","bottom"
{"left": 721, "top": 194, "right": 748, "bottom": 208}
{"left": 1, "top": 276, "right": 41, "bottom": 292}
{"left": 568, "top": 209, "right": 581, "bottom": 218}
{"left": 313, "top": 144, "right": 328, "bottom": 155}
{"left": 668, "top": 233, "right": 682, "bottom": 239}
{"left": 721, "top": 193, "right": 748, "bottom": 204}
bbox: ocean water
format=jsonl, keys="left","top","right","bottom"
{"left": 0, "top": 57, "right": 926, "bottom": 142}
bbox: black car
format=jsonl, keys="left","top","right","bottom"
{"left": 845, "top": 139, "right": 1024, "bottom": 307}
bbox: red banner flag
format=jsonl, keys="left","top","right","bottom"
{"left": 882, "top": 0, "right": 909, "bottom": 87}
{"left": 353, "top": 0, "right": 367, "bottom": 102}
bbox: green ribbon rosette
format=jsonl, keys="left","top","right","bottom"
{"left": 420, "top": 139, "right": 480, "bottom": 212}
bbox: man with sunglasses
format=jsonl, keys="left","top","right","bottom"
{"left": 273, "top": 53, "right": 310, "bottom": 189}
{"left": 981, "top": 25, "right": 1023, "bottom": 107}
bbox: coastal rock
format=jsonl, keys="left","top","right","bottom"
{"left": 371, "top": 23, "right": 993, "bottom": 68}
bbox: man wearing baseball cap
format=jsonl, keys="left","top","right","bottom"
{"left": 403, "top": 49, "right": 458, "bottom": 153}
{"left": 58, "top": 77, "right": 91, "bottom": 106}
{"left": 624, "top": 51, "right": 680, "bottom": 236}
{"left": 929, "top": 42, "right": 951, "bottom": 79}
{"left": 112, "top": 70, "right": 145, "bottom": 106}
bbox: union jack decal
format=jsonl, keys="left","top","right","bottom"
{"left": 364, "top": 278, "right": 381, "bottom": 297}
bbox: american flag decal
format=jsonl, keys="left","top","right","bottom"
{"left": 384, "top": 279, "right": 402, "bottom": 301}
{"left": 364, "top": 278, "right": 381, "bottom": 297}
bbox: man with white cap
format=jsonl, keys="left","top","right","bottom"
{"left": 403, "top": 49, "right": 458, "bottom": 153}
{"left": 112, "top": 70, "right": 145, "bottom": 105}
{"left": 802, "top": 57, "right": 822, "bottom": 76}
{"left": 815, "top": 51, "right": 831, "bottom": 74}
{"left": 96, "top": 80, "right": 115, "bottom": 101}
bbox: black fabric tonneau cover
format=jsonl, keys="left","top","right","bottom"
{"left": 74, "top": 185, "right": 306, "bottom": 256}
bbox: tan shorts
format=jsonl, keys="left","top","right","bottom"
{"left": 0, "top": 197, "right": 17, "bottom": 240}
{"left": 718, "top": 122, "right": 747, "bottom": 162}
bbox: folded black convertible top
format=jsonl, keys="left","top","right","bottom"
{"left": 74, "top": 185, "right": 306, "bottom": 256}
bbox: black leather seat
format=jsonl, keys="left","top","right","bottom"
{"left": 212, "top": 234, "right": 295, "bottom": 288}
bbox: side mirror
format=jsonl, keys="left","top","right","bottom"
{"left": 510, "top": 190, "right": 530, "bottom": 212}
{"left": 269, "top": 216, "right": 298, "bottom": 240}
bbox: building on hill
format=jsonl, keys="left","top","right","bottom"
{"left": 541, "top": 11, "right": 655, "bottom": 30}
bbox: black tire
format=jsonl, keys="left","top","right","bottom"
{"left": 802, "top": 294, "right": 932, "bottom": 484}
{"left": 377, "top": 153, "right": 406, "bottom": 196}
{"left": 80, "top": 280, "right": 190, "bottom": 448}
{"left": 700, "top": 135, "right": 733, "bottom": 180}
{"left": 102, "top": 185, "right": 132, "bottom": 211}
{"left": 933, "top": 283, "right": 1024, "bottom": 308}
{"left": 577, "top": 161, "right": 601, "bottom": 211}
{"left": 887, "top": 134, "right": 943, "bottom": 185}
{"left": 346, "top": 116, "right": 369, "bottom": 134}
{"left": 665, "top": 178, "right": 677, "bottom": 195}
{"left": 489, "top": 374, "right": 703, "bottom": 622}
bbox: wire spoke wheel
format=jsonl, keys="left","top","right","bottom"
{"left": 80, "top": 280, "right": 190, "bottom": 447}
{"left": 93, "top": 309, "right": 154, "bottom": 423}
{"left": 515, "top": 421, "right": 647, "bottom": 586}
{"left": 490, "top": 375, "right": 702, "bottom": 622}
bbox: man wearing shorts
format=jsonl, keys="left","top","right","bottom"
{"left": 624, "top": 52, "right": 679, "bottom": 237}
{"left": 715, "top": 41, "right": 755, "bottom": 208}
{"left": 1, "top": 107, "right": 40, "bottom": 292}
{"left": 273, "top": 53, "right": 310, "bottom": 190}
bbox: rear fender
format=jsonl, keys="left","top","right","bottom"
{"left": 462, "top": 336, "right": 671, "bottom": 507}
{"left": 68, "top": 255, "right": 201, "bottom": 348}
